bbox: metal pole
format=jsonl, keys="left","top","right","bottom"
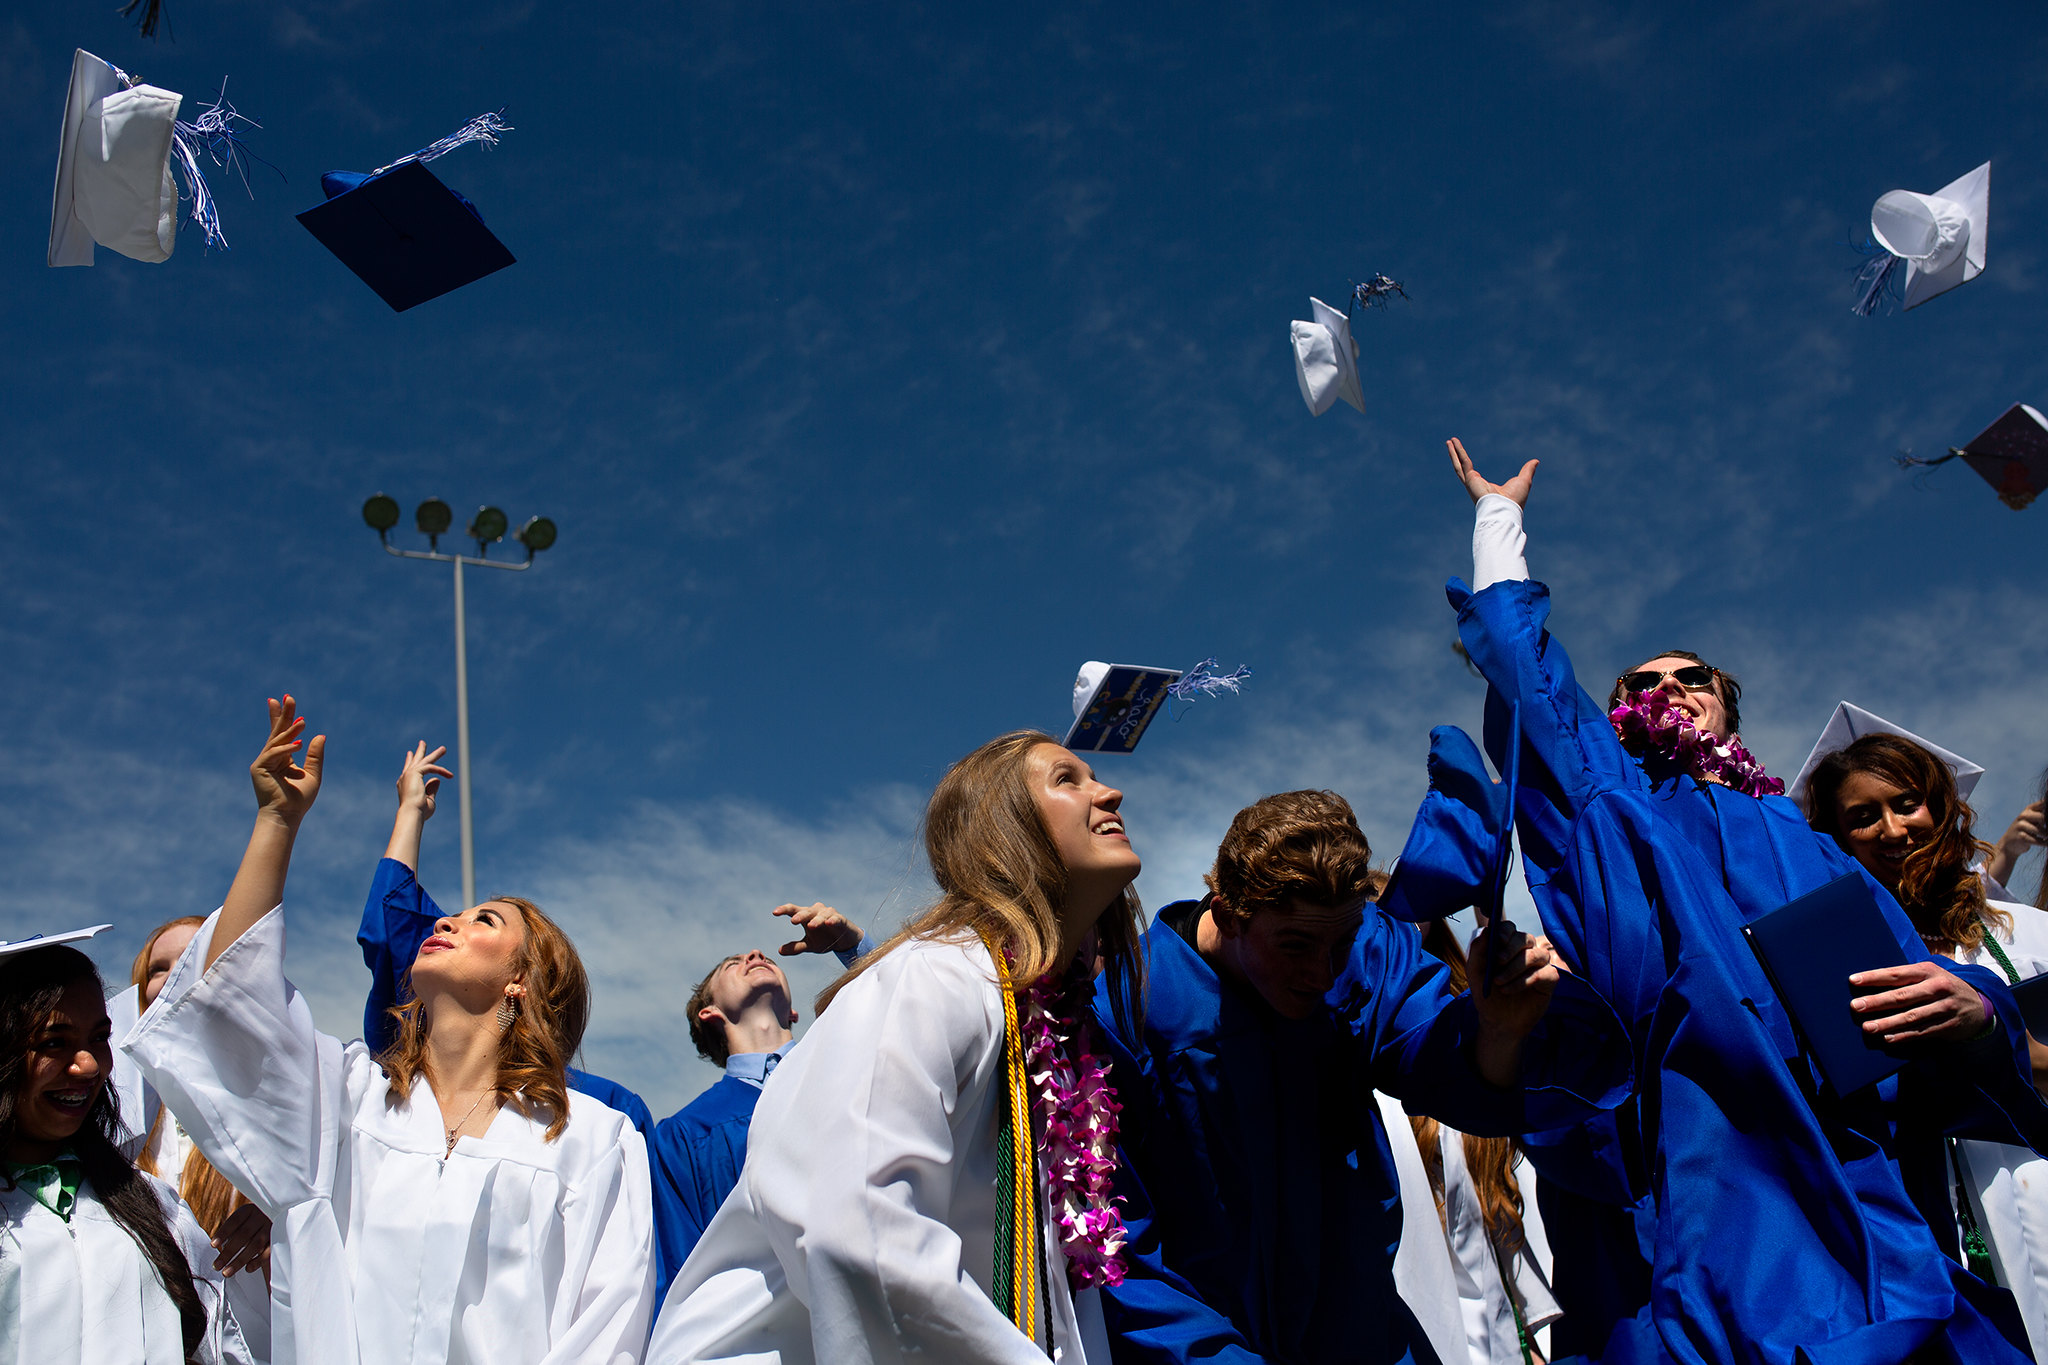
{"left": 453, "top": 555, "right": 476, "bottom": 910}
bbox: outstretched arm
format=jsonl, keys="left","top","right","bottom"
{"left": 382, "top": 742, "right": 453, "bottom": 871}
{"left": 1448, "top": 438, "right": 1538, "bottom": 589}
{"left": 207, "top": 696, "right": 325, "bottom": 971}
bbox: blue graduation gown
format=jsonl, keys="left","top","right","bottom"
{"left": 1453, "top": 576, "right": 2048, "bottom": 1365}
{"left": 649, "top": 1076, "right": 761, "bottom": 1299}
{"left": 1092, "top": 899, "right": 1633, "bottom": 1365}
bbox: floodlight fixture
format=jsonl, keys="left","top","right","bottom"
{"left": 416, "top": 497, "right": 454, "bottom": 548}
{"left": 362, "top": 494, "right": 401, "bottom": 540}
{"left": 516, "top": 516, "right": 557, "bottom": 558}
{"left": 468, "top": 505, "right": 509, "bottom": 553}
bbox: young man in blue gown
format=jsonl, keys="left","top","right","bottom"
{"left": 649, "top": 904, "right": 871, "bottom": 1298}
{"left": 1092, "top": 787, "right": 1635, "bottom": 1364}
{"left": 1444, "top": 440, "right": 2048, "bottom": 1364}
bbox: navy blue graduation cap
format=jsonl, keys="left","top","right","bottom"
{"left": 1897, "top": 403, "right": 2048, "bottom": 511}
{"left": 298, "top": 112, "right": 515, "bottom": 312}
{"left": 1064, "top": 658, "right": 1250, "bottom": 754}
{"left": 1378, "top": 704, "right": 1521, "bottom": 923}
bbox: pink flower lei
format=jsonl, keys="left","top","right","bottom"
{"left": 1608, "top": 689, "right": 1784, "bottom": 798}
{"left": 1019, "top": 966, "right": 1129, "bottom": 1289}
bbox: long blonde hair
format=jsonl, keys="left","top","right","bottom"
{"left": 130, "top": 917, "right": 244, "bottom": 1235}
{"left": 819, "top": 730, "right": 1146, "bottom": 1032}
{"left": 377, "top": 895, "right": 586, "bottom": 1142}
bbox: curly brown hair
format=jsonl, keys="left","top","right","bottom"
{"left": 1204, "top": 789, "right": 1377, "bottom": 926}
{"left": 378, "top": 894, "right": 587, "bottom": 1141}
{"left": 1805, "top": 734, "right": 2007, "bottom": 953}
{"left": 1605, "top": 648, "right": 1745, "bottom": 738}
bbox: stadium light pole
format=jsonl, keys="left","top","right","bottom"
{"left": 362, "top": 494, "right": 558, "bottom": 910}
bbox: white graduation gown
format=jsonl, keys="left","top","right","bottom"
{"left": 1952, "top": 899, "right": 2048, "bottom": 1361}
{"left": 110, "top": 984, "right": 274, "bottom": 1363}
{"left": 122, "top": 906, "right": 656, "bottom": 1365}
{"left": 1435, "top": 1130, "right": 1560, "bottom": 1365}
{"left": 1375, "top": 1092, "right": 1472, "bottom": 1365}
{"left": 648, "top": 933, "right": 1112, "bottom": 1364}
{"left": 0, "top": 1167, "right": 255, "bottom": 1365}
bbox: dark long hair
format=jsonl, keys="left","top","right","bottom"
{"left": 1, "top": 945, "right": 206, "bottom": 1356}
{"left": 818, "top": 730, "right": 1146, "bottom": 1038}
{"left": 1806, "top": 733, "right": 2006, "bottom": 952}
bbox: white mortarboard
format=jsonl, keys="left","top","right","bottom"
{"left": 1787, "top": 701, "right": 1985, "bottom": 810}
{"left": 1290, "top": 297, "right": 1364, "bottom": 417}
{"left": 50, "top": 49, "right": 181, "bottom": 267}
{"left": 1065, "top": 657, "right": 1251, "bottom": 754}
{"left": 0, "top": 924, "right": 113, "bottom": 960}
{"left": 1852, "top": 161, "right": 1990, "bottom": 315}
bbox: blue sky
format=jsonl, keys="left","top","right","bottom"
{"left": 5, "top": 0, "right": 2046, "bottom": 1113}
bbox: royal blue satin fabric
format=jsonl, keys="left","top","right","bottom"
{"left": 1452, "top": 576, "right": 2047, "bottom": 1364}
{"left": 1092, "top": 899, "right": 1632, "bottom": 1364}
{"left": 648, "top": 1077, "right": 760, "bottom": 1300}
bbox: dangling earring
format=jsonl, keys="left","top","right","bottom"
{"left": 496, "top": 993, "right": 520, "bottom": 1032}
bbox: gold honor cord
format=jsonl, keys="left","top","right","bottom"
{"left": 982, "top": 932, "right": 1050, "bottom": 1354}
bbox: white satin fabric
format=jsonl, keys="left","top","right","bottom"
{"left": 1435, "top": 1130, "right": 1559, "bottom": 1365}
{"left": 122, "top": 907, "right": 656, "bottom": 1365}
{"left": 1290, "top": 297, "right": 1364, "bottom": 417}
{"left": 0, "top": 1170, "right": 253, "bottom": 1365}
{"left": 1376, "top": 1093, "right": 1476, "bottom": 1365}
{"left": 649, "top": 933, "right": 1111, "bottom": 1364}
{"left": 49, "top": 49, "right": 179, "bottom": 267}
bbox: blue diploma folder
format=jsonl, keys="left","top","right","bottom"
{"left": 2009, "top": 974, "right": 2048, "bottom": 1040}
{"left": 1741, "top": 872, "right": 1910, "bottom": 1096}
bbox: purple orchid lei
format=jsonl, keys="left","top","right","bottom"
{"left": 1608, "top": 689, "right": 1784, "bottom": 798}
{"left": 1019, "top": 967, "right": 1129, "bottom": 1289}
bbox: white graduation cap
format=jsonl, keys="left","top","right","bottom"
{"left": 1854, "top": 161, "right": 1990, "bottom": 314}
{"left": 1290, "top": 297, "right": 1364, "bottom": 417}
{"left": 1065, "top": 658, "right": 1250, "bottom": 754}
{"left": 49, "top": 49, "right": 183, "bottom": 267}
{"left": 0, "top": 924, "right": 113, "bottom": 960}
{"left": 1787, "top": 701, "right": 1984, "bottom": 810}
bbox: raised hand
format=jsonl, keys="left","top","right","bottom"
{"left": 1469, "top": 921, "right": 1567, "bottom": 1087}
{"left": 1985, "top": 800, "right": 2047, "bottom": 889}
{"left": 773, "top": 902, "right": 864, "bottom": 956}
{"left": 396, "top": 742, "right": 454, "bottom": 821}
{"left": 251, "top": 695, "right": 325, "bottom": 827}
{"left": 1447, "top": 437, "right": 1539, "bottom": 508}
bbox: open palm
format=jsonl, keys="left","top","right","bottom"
{"left": 251, "top": 694, "right": 325, "bottom": 824}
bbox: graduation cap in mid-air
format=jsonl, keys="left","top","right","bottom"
{"left": 1897, "top": 403, "right": 2048, "bottom": 510}
{"left": 1064, "top": 658, "right": 1250, "bottom": 754}
{"left": 49, "top": 48, "right": 254, "bottom": 267}
{"left": 1289, "top": 275, "right": 1405, "bottom": 418}
{"left": 297, "top": 111, "right": 516, "bottom": 312}
{"left": 1851, "top": 161, "right": 1989, "bottom": 316}
{"left": 0, "top": 925, "right": 113, "bottom": 960}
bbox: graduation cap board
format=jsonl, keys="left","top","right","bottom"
{"left": 1291, "top": 298, "right": 1364, "bottom": 417}
{"left": 1064, "top": 658, "right": 1251, "bottom": 755}
{"left": 1787, "top": 701, "right": 1984, "bottom": 812}
{"left": 0, "top": 925, "right": 113, "bottom": 960}
{"left": 1898, "top": 403, "right": 2048, "bottom": 511}
{"left": 297, "top": 112, "right": 515, "bottom": 312}
{"left": 1852, "top": 161, "right": 1989, "bottom": 316}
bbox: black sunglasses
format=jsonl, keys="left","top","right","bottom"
{"left": 1618, "top": 665, "right": 1716, "bottom": 695}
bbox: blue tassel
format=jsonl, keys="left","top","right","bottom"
{"left": 376, "top": 111, "right": 514, "bottom": 176}
{"left": 1165, "top": 658, "right": 1252, "bottom": 720}
{"left": 1350, "top": 273, "right": 1408, "bottom": 314}
{"left": 1849, "top": 236, "right": 1902, "bottom": 318}
{"left": 169, "top": 83, "right": 264, "bottom": 253}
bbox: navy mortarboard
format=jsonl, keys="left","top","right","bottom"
{"left": 1897, "top": 403, "right": 2048, "bottom": 511}
{"left": 297, "top": 112, "right": 516, "bottom": 312}
{"left": 1065, "top": 658, "right": 1250, "bottom": 755}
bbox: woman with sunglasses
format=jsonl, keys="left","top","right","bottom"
{"left": 1443, "top": 440, "right": 2048, "bottom": 1365}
